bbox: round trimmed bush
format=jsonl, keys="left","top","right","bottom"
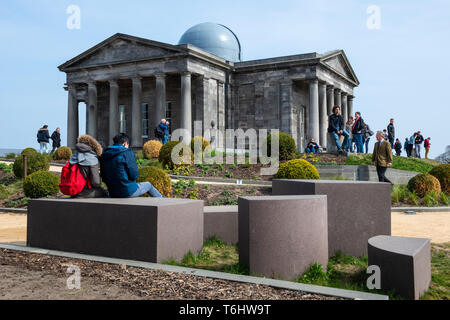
{"left": 143, "top": 140, "right": 163, "bottom": 159}
{"left": 429, "top": 164, "right": 450, "bottom": 195}
{"left": 407, "top": 173, "right": 441, "bottom": 198}
{"left": 158, "top": 141, "right": 191, "bottom": 169}
{"left": 190, "top": 136, "right": 210, "bottom": 153}
{"left": 13, "top": 153, "right": 50, "bottom": 179}
{"left": 55, "top": 146, "right": 73, "bottom": 160}
{"left": 275, "top": 159, "right": 320, "bottom": 180}
{"left": 137, "top": 166, "right": 172, "bottom": 197}
{"left": 21, "top": 148, "right": 38, "bottom": 156}
{"left": 23, "top": 170, "right": 60, "bottom": 199}
{"left": 265, "top": 132, "right": 296, "bottom": 161}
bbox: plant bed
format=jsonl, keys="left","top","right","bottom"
{"left": 391, "top": 185, "right": 448, "bottom": 207}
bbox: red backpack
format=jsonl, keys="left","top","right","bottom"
{"left": 59, "top": 163, "right": 91, "bottom": 196}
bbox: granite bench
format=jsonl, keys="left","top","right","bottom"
{"left": 368, "top": 235, "right": 431, "bottom": 300}
{"left": 238, "top": 195, "right": 328, "bottom": 280}
{"left": 203, "top": 206, "right": 238, "bottom": 245}
{"left": 27, "top": 198, "right": 204, "bottom": 263}
{"left": 273, "top": 179, "right": 391, "bottom": 257}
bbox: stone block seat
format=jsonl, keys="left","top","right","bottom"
{"left": 368, "top": 235, "right": 431, "bottom": 300}
{"left": 273, "top": 179, "right": 391, "bottom": 257}
{"left": 203, "top": 206, "right": 238, "bottom": 245}
{"left": 238, "top": 195, "right": 328, "bottom": 280}
{"left": 27, "top": 198, "right": 204, "bottom": 263}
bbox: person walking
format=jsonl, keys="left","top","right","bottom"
{"left": 327, "top": 106, "right": 349, "bottom": 155}
{"left": 51, "top": 128, "right": 61, "bottom": 153}
{"left": 372, "top": 131, "right": 393, "bottom": 184}
{"left": 394, "top": 138, "right": 402, "bottom": 156}
{"left": 351, "top": 112, "right": 365, "bottom": 154}
{"left": 361, "top": 122, "right": 374, "bottom": 154}
{"left": 415, "top": 131, "right": 424, "bottom": 158}
{"left": 37, "top": 125, "right": 51, "bottom": 154}
{"left": 66, "top": 135, "right": 108, "bottom": 198}
{"left": 100, "top": 133, "right": 163, "bottom": 198}
{"left": 344, "top": 117, "right": 354, "bottom": 153}
{"left": 404, "top": 138, "right": 410, "bottom": 157}
{"left": 424, "top": 137, "right": 431, "bottom": 159}
{"left": 387, "top": 119, "right": 395, "bottom": 148}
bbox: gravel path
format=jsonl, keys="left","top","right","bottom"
{"left": 0, "top": 249, "right": 340, "bottom": 300}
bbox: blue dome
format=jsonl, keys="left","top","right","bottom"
{"left": 178, "top": 22, "right": 241, "bottom": 62}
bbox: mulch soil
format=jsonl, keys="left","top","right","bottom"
{"left": 0, "top": 249, "right": 343, "bottom": 300}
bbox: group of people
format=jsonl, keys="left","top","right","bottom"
{"left": 66, "top": 133, "right": 163, "bottom": 199}
{"left": 37, "top": 125, "right": 61, "bottom": 154}
{"left": 401, "top": 132, "right": 431, "bottom": 159}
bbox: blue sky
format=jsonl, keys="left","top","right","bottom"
{"left": 0, "top": 0, "right": 449, "bottom": 158}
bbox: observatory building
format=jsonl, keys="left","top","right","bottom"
{"left": 59, "top": 22, "right": 359, "bottom": 151}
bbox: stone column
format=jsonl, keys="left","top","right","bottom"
{"left": 341, "top": 92, "right": 348, "bottom": 124}
{"left": 318, "top": 83, "right": 327, "bottom": 148}
{"left": 131, "top": 77, "right": 143, "bottom": 148}
{"left": 180, "top": 72, "right": 192, "bottom": 143}
{"left": 334, "top": 88, "right": 341, "bottom": 108}
{"left": 308, "top": 79, "right": 320, "bottom": 143}
{"left": 108, "top": 79, "right": 119, "bottom": 144}
{"left": 348, "top": 96, "right": 354, "bottom": 120}
{"left": 87, "top": 82, "right": 98, "bottom": 138}
{"left": 155, "top": 74, "right": 166, "bottom": 130}
{"left": 326, "top": 85, "right": 334, "bottom": 116}
{"left": 67, "top": 84, "right": 79, "bottom": 150}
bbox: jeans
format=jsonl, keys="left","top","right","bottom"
{"left": 364, "top": 138, "right": 371, "bottom": 154}
{"left": 39, "top": 142, "right": 49, "bottom": 154}
{"left": 331, "top": 130, "right": 349, "bottom": 150}
{"left": 415, "top": 144, "right": 421, "bottom": 158}
{"left": 162, "top": 135, "right": 169, "bottom": 145}
{"left": 305, "top": 147, "right": 318, "bottom": 154}
{"left": 131, "top": 182, "right": 163, "bottom": 198}
{"left": 389, "top": 138, "right": 395, "bottom": 149}
{"left": 344, "top": 138, "right": 353, "bottom": 152}
{"left": 353, "top": 134, "right": 364, "bottom": 153}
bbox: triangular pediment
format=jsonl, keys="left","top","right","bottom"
{"left": 59, "top": 33, "right": 184, "bottom": 71}
{"left": 321, "top": 50, "right": 360, "bottom": 85}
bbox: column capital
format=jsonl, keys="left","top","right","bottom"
{"left": 341, "top": 92, "right": 348, "bottom": 97}
{"left": 348, "top": 95, "right": 355, "bottom": 100}
{"left": 334, "top": 88, "right": 342, "bottom": 93}
{"left": 132, "top": 77, "right": 142, "bottom": 84}
{"left": 155, "top": 73, "right": 166, "bottom": 79}
{"left": 309, "top": 78, "right": 319, "bottom": 84}
{"left": 108, "top": 79, "right": 119, "bottom": 87}
{"left": 181, "top": 71, "right": 192, "bottom": 77}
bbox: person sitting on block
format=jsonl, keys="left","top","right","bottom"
{"left": 305, "top": 139, "right": 320, "bottom": 153}
{"left": 100, "top": 133, "right": 163, "bottom": 198}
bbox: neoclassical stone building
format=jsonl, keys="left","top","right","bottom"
{"left": 59, "top": 22, "right": 359, "bottom": 151}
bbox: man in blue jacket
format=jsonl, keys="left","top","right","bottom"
{"left": 100, "top": 133, "right": 163, "bottom": 198}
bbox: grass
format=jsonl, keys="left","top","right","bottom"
{"left": 346, "top": 154, "right": 438, "bottom": 174}
{"left": 163, "top": 237, "right": 449, "bottom": 300}
{"left": 391, "top": 185, "right": 448, "bottom": 207}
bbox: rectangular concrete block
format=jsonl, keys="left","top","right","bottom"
{"left": 368, "top": 236, "right": 431, "bottom": 300}
{"left": 273, "top": 179, "right": 391, "bottom": 257}
{"left": 239, "top": 195, "right": 328, "bottom": 280}
{"left": 27, "top": 198, "right": 204, "bottom": 263}
{"left": 203, "top": 206, "right": 238, "bottom": 245}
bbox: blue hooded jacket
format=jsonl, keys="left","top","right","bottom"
{"left": 100, "top": 145, "right": 139, "bottom": 198}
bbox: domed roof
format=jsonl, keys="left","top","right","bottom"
{"left": 178, "top": 22, "right": 241, "bottom": 62}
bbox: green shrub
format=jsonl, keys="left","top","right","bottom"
{"left": 55, "top": 146, "right": 73, "bottom": 160}
{"left": 190, "top": 136, "right": 210, "bottom": 153}
{"left": 275, "top": 159, "right": 320, "bottom": 180}
{"left": 298, "top": 263, "right": 328, "bottom": 284}
{"left": 13, "top": 153, "right": 50, "bottom": 179}
{"left": 424, "top": 190, "right": 439, "bottom": 207}
{"left": 143, "top": 140, "right": 163, "bottom": 159}
{"left": 23, "top": 170, "right": 60, "bottom": 199}
{"left": 439, "top": 192, "right": 449, "bottom": 206}
{"left": 407, "top": 173, "right": 441, "bottom": 198}
{"left": 0, "top": 163, "right": 13, "bottom": 173}
{"left": 0, "top": 184, "right": 9, "bottom": 200}
{"left": 429, "top": 164, "right": 449, "bottom": 195}
{"left": 137, "top": 166, "right": 172, "bottom": 197}
{"left": 5, "top": 153, "right": 17, "bottom": 159}
{"left": 264, "top": 132, "right": 296, "bottom": 161}
{"left": 158, "top": 141, "right": 191, "bottom": 169}
{"left": 21, "top": 148, "right": 38, "bottom": 156}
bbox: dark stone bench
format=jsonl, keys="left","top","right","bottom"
{"left": 368, "top": 235, "right": 431, "bottom": 300}
{"left": 203, "top": 206, "right": 238, "bottom": 245}
{"left": 273, "top": 179, "right": 391, "bottom": 257}
{"left": 27, "top": 198, "right": 204, "bottom": 263}
{"left": 239, "top": 195, "right": 328, "bottom": 280}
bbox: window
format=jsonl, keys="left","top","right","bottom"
{"left": 119, "top": 105, "right": 126, "bottom": 133}
{"left": 165, "top": 102, "right": 172, "bottom": 134}
{"left": 142, "top": 103, "right": 149, "bottom": 137}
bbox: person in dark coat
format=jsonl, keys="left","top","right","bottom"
{"left": 387, "top": 119, "right": 395, "bottom": 148}
{"left": 394, "top": 138, "right": 402, "bottom": 156}
{"left": 69, "top": 135, "right": 108, "bottom": 198}
{"left": 351, "top": 112, "right": 365, "bottom": 154}
{"left": 100, "top": 133, "right": 163, "bottom": 198}
{"left": 51, "top": 128, "right": 61, "bottom": 153}
{"left": 328, "top": 106, "right": 349, "bottom": 154}
{"left": 37, "top": 125, "right": 51, "bottom": 154}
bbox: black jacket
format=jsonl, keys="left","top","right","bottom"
{"left": 328, "top": 114, "right": 344, "bottom": 133}
{"left": 352, "top": 117, "right": 365, "bottom": 134}
{"left": 415, "top": 135, "right": 424, "bottom": 144}
{"left": 387, "top": 124, "right": 395, "bottom": 139}
{"left": 37, "top": 128, "right": 50, "bottom": 143}
{"left": 51, "top": 131, "right": 61, "bottom": 147}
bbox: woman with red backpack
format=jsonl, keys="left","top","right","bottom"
{"left": 60, "top": 135, "right": 108, "bottom": 198}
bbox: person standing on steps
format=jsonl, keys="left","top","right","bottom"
{"left": 51, "top": 127, "right": 61, "bottom": 153}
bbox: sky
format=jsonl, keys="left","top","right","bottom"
{"left": 0, "top": 0, "right": 449, "bottom": 158}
